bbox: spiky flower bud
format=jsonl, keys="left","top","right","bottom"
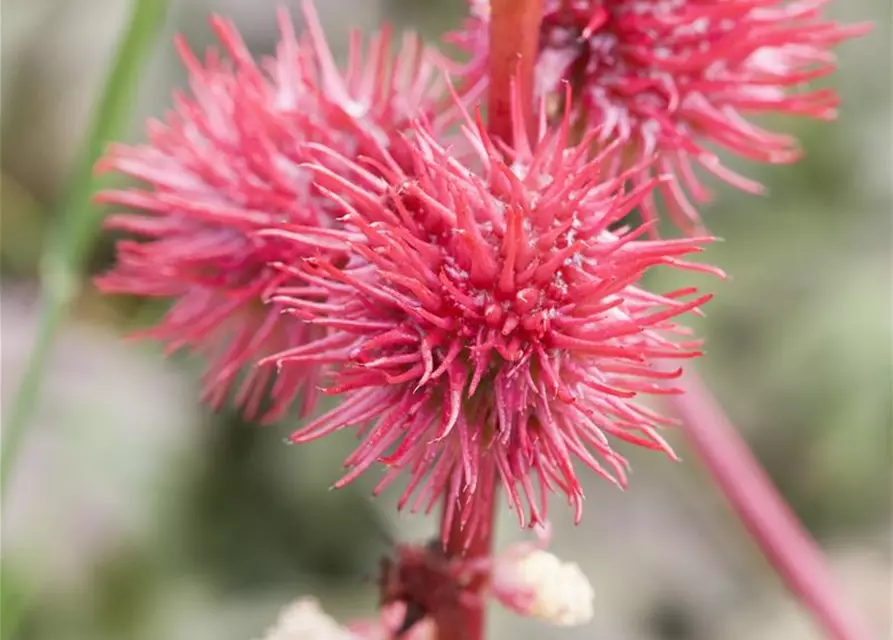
{"left": 268, "top": 87, "right": 722, "bottom": 541}
{"left": 96, "top": 2, "right": 445, "bottom": 420}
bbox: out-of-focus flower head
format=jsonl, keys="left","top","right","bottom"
{"left": 95, "top": 1, "right": 446, "bottom": 421}
{"left": 447, "top": 0, "right": 871, "bottom": 233}
{"left": 257, "top": 598, "right": 356, "bottom": 640}
{"left": 257, "top": 597, "right": 437, "bottom": 640}
{"left": 266, "top": 85, "right": 722, "bottom": 542}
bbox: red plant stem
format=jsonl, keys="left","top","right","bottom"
{"left": 487, "top": 0, "right": 544, "bottom": 146}
{"left": 668, "top": 368, "right": 872, "bottom": 640}
{"left": 435, "top": 3, "right": 545, "bottom": 638}
{"left": 435, "top": 469, "right": 499, "bottom": 640}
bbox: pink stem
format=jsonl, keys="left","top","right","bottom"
{"left": 487, "top": 0, "right": 544, "bottom": 146}
{"left": 668, "top": 368, "right": 872, "bottom": 640}
{"left": 435, "top": 468, "right": 499, "bottom": 640}
{"left": 433, "top": 3, "right": 546, "bottom": 639}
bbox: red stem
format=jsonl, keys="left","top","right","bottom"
{"left": 487, "top": 0, "right": 544, "bottom": 146}
{"left": 435, "top": 465, "right": 499, "bottom": 640}
{"left": 435, "top": 3, "right": 544, "bottom": 638}
{"left": 668, "top": 368, "right": 872, "bottom": 640}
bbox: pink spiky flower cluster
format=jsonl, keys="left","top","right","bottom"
{"left": 93, "top": 1, "right": 874, "bottom": 637}
{"left": 96, "top": 0, "right": 726, "bottom": 539}
{"left": 96, "top": 5, "right": 447, "bottom": 420}
{"left": 265, "top": 89, "right": 722, "bottom": 539}
{"left": 96, "top": 0, "right": 861, "bottom": 543}
{"left": 448, "top": 0, "right": 870, "bottom": 232}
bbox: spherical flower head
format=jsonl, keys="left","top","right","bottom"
{"left": 448, "top": 0, "right": 871, "bottom": 233}
{"left": 268, "top": 87, "right": 722, "bottom": 542}
{"left": 95, "top": 2, "right": 447, "bottom": 420}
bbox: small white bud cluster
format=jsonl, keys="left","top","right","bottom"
{"left": 512, "top": 550, "right": 595, "bottom": 627}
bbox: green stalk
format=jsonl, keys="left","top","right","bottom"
{"left": 1, "top": 0, "right": 169, "bottom": 493}
{"left": 1, "top": 5, "right": 169, "bottom": 638}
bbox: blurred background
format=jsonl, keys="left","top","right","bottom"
{"left": 1, "top": 1, "right": 890, "bottom": 638}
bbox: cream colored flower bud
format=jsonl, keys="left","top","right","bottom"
{"left": 512, "top": 550, "right": 594, "bottom": 627}
{"left": 258, "top": 598, "right": 356, "bottom": 640}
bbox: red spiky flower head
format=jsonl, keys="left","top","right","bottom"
{"left": 95, "top": 2, "right": 446, "bottom": 420}
{"left": 267, "top": 87, "right": 723, "bottom": 543}
{"left": 448, "top": 0, "right": 871, "bottom": 233}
